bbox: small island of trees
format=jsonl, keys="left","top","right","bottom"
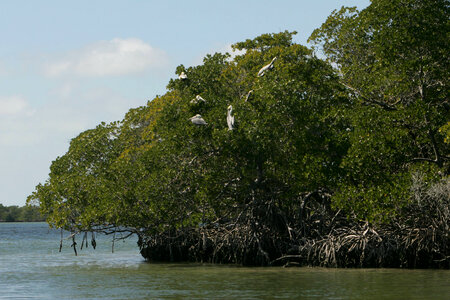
{"left": 28, "top": 0, "right": 449, "bottom": 268}
{"left": 0, "top": 204, "right": 45, "bottom": 222}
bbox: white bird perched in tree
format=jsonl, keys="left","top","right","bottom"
{"left": 244, "top": 90, "right": 253, "bottom": 102}
{"left": 190, "top": 95, "right": 206, "bottom": 104}
{"left": 257, "top": 57, "right": 277, "bottom": 77}
{"left": 189, "top": 114, "right": 208, "bottom": 125}
{"left": 179, "top": 72, "right": 187, "bottom": 80}
{"left": 227, "top": 105, "right": 235, "bottom": 131}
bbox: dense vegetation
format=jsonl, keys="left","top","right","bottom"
{"left": 28, "top": 0, "right": 449, "bottom": 268}
{"left": 0, "top": 204, "right": 45, "bottom": 222}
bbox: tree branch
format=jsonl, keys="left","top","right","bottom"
{"left": 342, "top": 83, "right": 398, "bottom": 111}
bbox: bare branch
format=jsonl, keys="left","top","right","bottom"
{"left": 342, "top": 83, "right": 398, "bottom": 111}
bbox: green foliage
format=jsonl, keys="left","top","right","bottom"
{"left": 0, "top": 204, "right": 45, "bottom": 222}
{"left": 28, "top": 1, "right": 448, "bottom": 258}
{"left": 309, "top": 0, "right": 449, "bottom": 221}
{"left": 28, "top": 31, "right": 349, "bottom": 234}
{"left": 440, "top": 122, "right": 450, "bottom": 144}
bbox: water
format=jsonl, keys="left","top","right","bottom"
{"left": 0, "top": 223, "right": 449, "bottom": 299}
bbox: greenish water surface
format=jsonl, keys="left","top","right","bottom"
{"left": 0, "top": 222, "right": 448, "bottom": 299}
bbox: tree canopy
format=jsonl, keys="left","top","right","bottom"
{"left": 28, "top": 1, "right": 449, "bottom": 267}
{"left": 309, "top": 0, "right": 449, "bottom": 221}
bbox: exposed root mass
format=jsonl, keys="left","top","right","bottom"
{"left": 138, "top": 178, "right": 450, "bottom": 268}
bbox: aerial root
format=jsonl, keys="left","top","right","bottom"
{"left": 138, "top": 191, "right": 449, "bottom": 268}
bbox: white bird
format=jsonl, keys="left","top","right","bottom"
{"left": 257, "top": 57, "right": 277, "bottom": 77}
{"left": 179, "top": 72, "right": 187, "bottom": 80}
{"left": 227, "top": 105, "right": 235, "bottom": 131}
{"left": 244, "top": 90, "right": 253, "bottom": 102}
{"left": 189, "top": 114, "right": 208, "bottom": 125}
{"left": 190, "top": 95, "right": 206, "bottom": 104}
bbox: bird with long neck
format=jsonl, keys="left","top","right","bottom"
{"left": 227, "top": 105, "right": 235, "bottom": 130}
{"left": 190, "top": 95, "right": 206, "bottom": 104}
{"left": 257, "top": 57, "right": 277, "bottom": 77}
{"left": 244, "top": 90, "right": 253, "bottom": 102}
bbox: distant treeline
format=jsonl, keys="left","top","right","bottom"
{"left": 0, "top": 204, "right": 45, "bottom": 222}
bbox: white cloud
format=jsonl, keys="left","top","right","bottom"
{"left": 1, "top": 39, "right": 167, "bottom": 205}
{"left": 44, "top": 38, "right": 169, "bottom": 77}
{"left": 0, "top": 85, "right": 144, "bottom": 147}
{"left": 0, "top": 95, "right": 30, "bottom": 116}
{"left": 49, "top": 82, "right": 77, "bottom": 99}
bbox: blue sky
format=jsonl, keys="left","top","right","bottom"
{"left": 0, "top": 0, "right": 370, "bottom": 206}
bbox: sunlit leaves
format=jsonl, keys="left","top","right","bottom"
{"left": 309, "top": 0, "right": 449, "bottom": 221}
{"left": 29, "top": 13, "right": 448, "bottom": 236}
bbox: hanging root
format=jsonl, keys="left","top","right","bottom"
{"left": 71, "top": 234, "right": 78, "bottom": 256}
{"left": 91, "top": 232, "right": 97, "bottom": 249}
{"left": 138, "top": 179, "right": 449, "bottom": 268}
{"left": 59, "top": 228, "right": 63, "bottom": 252}
{"left": 80, "top": 232, "right": 88, "bottom": 250}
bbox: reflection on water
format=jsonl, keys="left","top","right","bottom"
{"left": 0, "top": 223, "right": 449, "bottom": 299}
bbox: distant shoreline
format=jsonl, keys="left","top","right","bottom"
{"left": 0, "top": 221, "right": 46, "bottom": 223}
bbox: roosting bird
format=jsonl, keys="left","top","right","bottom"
{"left": 190, "top": 95, "right": 206, "bottom": 104}
{"left": 179, "top": 72, "right": 187, "bottom": 80}
{"left": 227, "top": 105, "right": 235, "bottom": 131}
{"left": 257, "top": 57, "right": 277, "bottom": 77}
{"left": 189, "top": 114, "right": 208, "bottom": 125}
